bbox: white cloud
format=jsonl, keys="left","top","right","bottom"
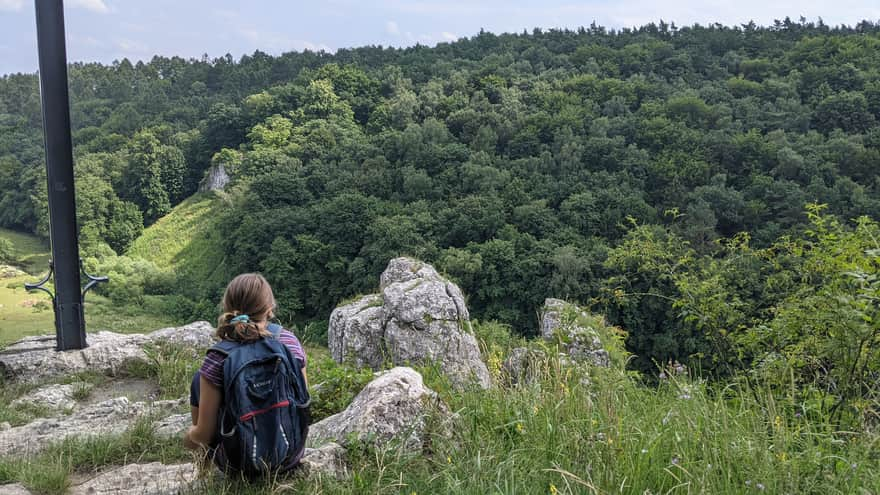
{"left": 0, "top": 0, "right": 23, "bottom": 12}
{"left": 68, "top": 0, "right": 109, "bottom": 14}
{"left": 441, "top": 31, "right": 457, "bottom": 41}
{"left": 116, "top": 38, "right": 149, "bottom": 53}
{"left": 237, "top": 28, "right": 331, "bottom": 53}
{"left": 70, "top": 34, "right": 104, "bottom": 47}
{"left": 386, "top": 20, "right": 400, "bottom": 35}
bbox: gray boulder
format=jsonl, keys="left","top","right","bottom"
{"left": 0, "top": 321, "right": 215, "bottom": 383}
{"left": 68, "top": 462, "right": 197, "bottom": 495}
{"left": 308, "top": 367, "right": 447, "bottom": 451}
{"left": 502, "top": 347, "right": 547, "bottom": 386}
{"left": 539, "top": 298, "right": 610, "bottom": 368}
{"left": 328, "top": 294, "right": 385, "bottom": 369}
{"left": 0, "top": 397, "right": 185, "bottom": 457}
{"left": 146, "top": 321, "right": 216, "bottom": 348}
{"left": 299, "top": 442, "right": 348, "bottom": 480}
{"left": 540, "top": 298, "right": 568, "bottom": 340}
{"left": 329, "top": 258, "right": 491, "bottom": 389}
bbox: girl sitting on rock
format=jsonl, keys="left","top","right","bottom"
{"left": 184, "top": 273, "right": 310, "bottom": 476}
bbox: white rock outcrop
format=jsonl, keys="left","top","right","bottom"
{"left": 198, "top": 163, "right": 230, "bottom": 192}
{"left": 0, "top": 483, "right": 31, "bottom": 495}
{"left": 0, "top": 321, "right": 215, "bottom": 383}
{"left": 329, "top": 258, "right": 491, "bottom": 389}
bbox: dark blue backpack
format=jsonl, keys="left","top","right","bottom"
{"left": 209, "top": 323, "right": 310, "bottom": 476}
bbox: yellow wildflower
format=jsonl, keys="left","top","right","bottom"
{"left": 549, "top": 484, "right": 559, "bottom": 495}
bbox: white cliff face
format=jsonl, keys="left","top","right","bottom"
{"left": 328, "top": 257, "right": 492, "bottom": 389}
{"left": 198, "top": 163, "right": 230, "bottom": 192}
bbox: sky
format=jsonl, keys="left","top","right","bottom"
{"left": 1, "top": 0, "right": 880, "bottom": 76}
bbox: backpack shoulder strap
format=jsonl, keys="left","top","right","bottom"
{"left": 267, "top": 322, "right": 282, "bottom": 339}
{"left": 209, "top": 339, "right": 239, "bottom": 356}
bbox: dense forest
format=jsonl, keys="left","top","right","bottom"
{"left": 2, "top": 19, "right": 879, "bottom": 413}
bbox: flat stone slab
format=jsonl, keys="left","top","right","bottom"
{"left": 0, "top": 397, "right": 185, "bottom": 457}
{"left": 69, "top": 462, "right": 197, "bottom": 495}
{"left": 152, "top": 414, "right": 191, "bottom": 440}
{"left": 0, "top": 483, "right": 32, "bottom": 495}
{"left": 0, "top": 322, "right": 214, "bottom": 383}
{"left": 10, "top": 383, "right": 78, "bottom": 412}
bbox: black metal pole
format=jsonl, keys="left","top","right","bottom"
{"left": 34, "top": 0, "right": 87, "bottom": 350}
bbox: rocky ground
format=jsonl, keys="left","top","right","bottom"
{"left": 0, "top": 323, "right": 444, "bottom": 493}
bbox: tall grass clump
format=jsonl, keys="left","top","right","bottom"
{"left": 295, "top": 354, "right": 880, "bottom": 494}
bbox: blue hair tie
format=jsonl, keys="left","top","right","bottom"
{"left": 230, "top": 314, "right": 250, "bottom": 324}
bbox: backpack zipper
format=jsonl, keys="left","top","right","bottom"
{"left": 279, "top": 423, "right": 289, "bottom": 450}
{"left": 252, "top": 418, "right": 258, "bottom": 468}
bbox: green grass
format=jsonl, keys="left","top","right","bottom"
{"left": 0, "top": 227, "right": 50, "bottom": 275}
{"left": 0, "top": 288, "right": 180, "bottom": 345}
{"left": 0, "top": 272, "right": 56, "bottom": 343}
{"left": 0, "top": 227, "right": 181, "bottom": 345}
{"left": 126, "top": 192, "right": 230, "bottom": 290}
{"left": 4, "top": 324, "right": 878, "bottom": 494}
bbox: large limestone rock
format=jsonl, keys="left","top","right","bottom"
{"left": 540, "top": 298, "right": 568, "bottom": 340}
{"left": 540, "top": 298, "right": 610, "bottom": 368}
{"left": 329, "top": 258, "right": 491, "bottom": 389}
{"left": 0, "top": 397, "right": 185, "bottom": 457}
{"left": 68, "top": 462, "right": 197, "bottom": 495}
{"left": 308, "top": 367, "right": 447, "bottom": 451}
{"left": 328, "top": 294, "right": 385, "bottom": 369}
{"left": 0, "top": 321, "right": 214, "bottom": 383}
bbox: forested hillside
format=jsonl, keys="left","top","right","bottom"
{"left": 2, "top": 18, "right": 880, "bottom": 387}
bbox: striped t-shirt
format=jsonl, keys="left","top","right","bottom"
{"left": 199, "top": 329, "right": 307, "bottom": 388}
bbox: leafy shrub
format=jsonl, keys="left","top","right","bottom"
{"left": 0, "top": 238, "right": 15, "bottom": 265}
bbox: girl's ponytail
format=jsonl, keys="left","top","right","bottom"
{"left": 216, "top": 311, "right": 271, "bottom": 342}
{"left": 215, "top": 273, "right": 276, "bottom": 342}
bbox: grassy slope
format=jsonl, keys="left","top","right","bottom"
{"left": 0, "top": 228, "right": 55, "bottom": 342}
{"left": 0, "top": 227, "right": 51, "bottom": 275}
{"left": 0, "top": 228, "right": 178, "bottom": 345}
{"left": 126, "top": 191, "right": 229, "bottom": 289}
